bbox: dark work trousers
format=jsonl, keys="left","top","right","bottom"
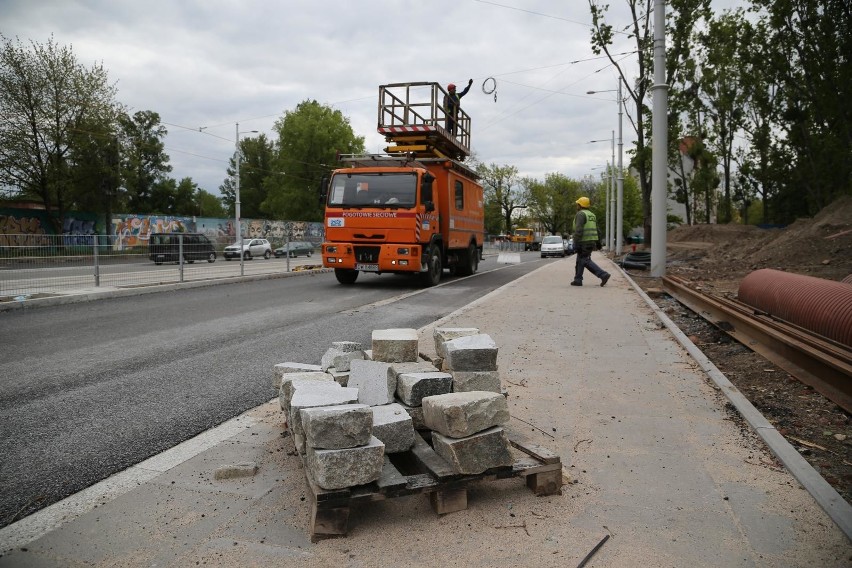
{"left": 574, "top": 246, "right": 607, "bottom": 283}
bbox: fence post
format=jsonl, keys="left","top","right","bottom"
{"left": 93, "top": 235, "right": 100, "bottom": 287}
{"left": 179, "top": 234, "right": 185, "bottom": 283}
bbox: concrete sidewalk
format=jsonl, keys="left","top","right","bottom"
{"left": 0, "top": 257, "right": 849, "bottom": 567}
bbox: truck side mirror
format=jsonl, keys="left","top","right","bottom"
{"left": 319, "top": 176, "right": 329, "bottom": 204}
{"left": 421, "top": 172, "right": 434, "bottom": 205}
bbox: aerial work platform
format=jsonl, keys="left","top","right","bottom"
{"left": 378, "top": 82, "right": 472, "bottom": 161}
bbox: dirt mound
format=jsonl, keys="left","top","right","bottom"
{"left": 662, "top": 195, "right": 852, "bottom": 293}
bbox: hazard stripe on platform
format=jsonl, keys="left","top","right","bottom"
{"left": 378, "top": 126, "right": 437, "bottom": 134}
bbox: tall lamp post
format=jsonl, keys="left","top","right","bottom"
{"left": 588, "top": 80, "right": 625, "bottom": 254}
{"left": 235, "top": 122, "right": 258, "bottom": 276}
{"left": 588, "top": 136, "right": 615, "bottom": 251}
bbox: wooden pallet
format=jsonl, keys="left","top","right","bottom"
{"left": 296, "top": 428, "right": 563, "bottom": 541}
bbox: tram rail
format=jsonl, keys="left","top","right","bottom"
{"left": 662, "top": 275, "right": 852, "bottom": 414}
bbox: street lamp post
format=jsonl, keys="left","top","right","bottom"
{"left": 588, "top": 135, "right": 616, "bottom": 251}
{"left": 587, "top": 81, "right": 625, "bottom": 254}
{"left": 235, "top": 122, "right": 258, "bottom": 276}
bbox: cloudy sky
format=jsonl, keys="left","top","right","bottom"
{"left": 4, "top": 0, "right": 743, "bottom": 196}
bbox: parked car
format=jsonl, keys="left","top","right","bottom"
{"left": 563, "top": 237, "right": 575, "bottom": 255}
{"left": 149, "top": 233, "right": 217, "bottom": 265}
{"left": 540, "top": 235, "right": 566, "bottom": 258}
{"left": 223, "top": 238, "right": 272, "bottom": 260}
{"left": 274, "top": 241, "right": 315, "bottom": 258}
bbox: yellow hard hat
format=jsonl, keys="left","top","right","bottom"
{"left": 576, "top": 196, "right": 591, "bottom": 208}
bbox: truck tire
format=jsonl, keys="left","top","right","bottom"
{"left": 456, "top": 243, "right": 478, "bottom": 276}
{"left": 420, "top": 244, "right": 442, "bottom": 287}
{"left": 335, "top": 268, "right": 359, "bottom": 284}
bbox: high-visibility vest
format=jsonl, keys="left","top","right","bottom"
{"left": 575, "top": 210, "right": 599, "bottom": 243}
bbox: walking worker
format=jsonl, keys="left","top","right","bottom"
{"left": 444, "top": 79, "right": 473, "bottom": 135}
{"left": 571, "top": 196, "right": 611, "bottom": 287}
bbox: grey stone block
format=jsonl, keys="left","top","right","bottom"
{"left": 307, "top": 436, "right": 385, "bottom": 490}
{"left": 442, "top": 334, "right": 498, "bottom": 372}
{"left": 348, "top": 359, "right": 396, "bottom": 406}
{"left": 371, "top": 403, "right": 416, "bottom": 453}
{"left": 332, "top": 341, "right": 363, "bottom": 352}
{"left": 272, "top": 362, "right": 323, "bottom": 389}
{"left": 396, "top": 400, "right": 426, "bottom": 430}
{"left": 388, "top": 361, "right": 440, "bottom": 378}
{"left": 433, "top": 327, "right": 480, "bottom": 358}
{"left": 452, "top": 370, "right": 501, "bottom": 393}
{"left": 371, "top": 328, "right": 419, "bottom": 363}
{"left": 320, "top": 347, "right": 366, "bottom": 372}
{"left": 289, "top": 386, "right": 359, "bottom": 441}
{"left": 213, "top": 461, "right": 259, "bottom": 480}
{"left": 431, "top": 427, "right": 514, "bottom": 474}
{"left": 279, "top": 373, "right": 335, "bottom": 412}
{"left": 328, "top": 368, "right": 350, "bottom": 386}
{"left": 301, "top": 404, "right": 373, "bottom": 450}
{"left": 396, "top": 371, "right": 454, "bottom": 406}
{"left": 422, "top": 391, "right": 510, "bottom": 438}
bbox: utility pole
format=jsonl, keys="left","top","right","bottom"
{"left": 616, "top": 78, "right": 624, "bottom": 256}
{"left": 650, "top": 0, "right": 668, "bottom": 276}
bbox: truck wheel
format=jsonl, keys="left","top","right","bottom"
{"left": 207, "top": 252, "right": 216, "bottom": 263}
{"left": 335, "top": 268, "right": 359, "bottom": 284}
{"left": 420, "top": 244, "right": 442, "bottom": 287}
{"left": 456, "top": 243, "right": 478, "bottom": 276}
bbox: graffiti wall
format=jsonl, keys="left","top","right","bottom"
{"left": 0, "top": 207, "right": 325, "bottom": 248}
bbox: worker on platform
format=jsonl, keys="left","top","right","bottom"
{"left": 571, "top": 196, "right": 611, "bottom": 287}
{"left": 444, "top": 79, "right": 473, "bottom": 135}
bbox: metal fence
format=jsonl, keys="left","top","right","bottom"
{"left": 0, "top": 235, "right": 527, "bottom": 301}
{"left": 0, "top": 234, "right": 320, "bottom": 300}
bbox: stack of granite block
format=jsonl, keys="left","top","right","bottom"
{"left": 422, "top": 391, "right": 514, "bottom": 474}
{"left": 433, "top": 328, "right": 502, "bottom": 394}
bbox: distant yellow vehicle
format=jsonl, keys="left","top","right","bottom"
{"left": 510, "top": 228, "right": 542, "bottom": 251}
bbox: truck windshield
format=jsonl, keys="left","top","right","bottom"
{"left": 328, "top": 173, "right": 417, "bottom": 208}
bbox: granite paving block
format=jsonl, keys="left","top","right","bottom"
{"left": 396, "top": 371, "right": 454, "bottom": 406}
{"left": 396, "top": 400, "right": 426, "bottom": 430}
{"left": 452, "top": 370, "right": 501, "bottom": 393}
{"left": 272, "top": 362, "right": 323, "bottom": 389}
{"left": 301, "top": 403, "right": 373, "bottom": 449}
{"left": 289, "top": 386, "right": 360, "bottom": 441}
{"left": 320, "top": 346, "right": 366, "bottom": 372}
{"left": 371, "top": 403, "right": 416, "bottom": 453}
{"left": 348, "top": 359, "right": 396, "bottom": 406}
{"left": 442, "top": 334, "right": 498, "bottom": 372}
{"left": 431, "top": 427, "right": 514, "bottom": 474}
{"left": 388, "top": 360, "right": 440, "bottom": 378}
{"left": 328, "top": 368, "right": 350, "bottom": 386}
{"left": 279, "top": 373, "right": 336, "bottom": 412}
{"left": 371, "top": 328, "right": 419, "bottom": 363}
{"left": 331, "top": 341, "right": 363, "bottom": 352}
{"left": 422, "top": 391, "right": 510, "bottom": 438}
{"left": 433, "top": 327, "right": 480, "bottom": 358}
{"left": 307, "top": 436, "right": 385, "bottom": 490}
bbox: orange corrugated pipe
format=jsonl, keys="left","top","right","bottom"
{"left": 738, "top": 269, "right": 852, "bottom": 348}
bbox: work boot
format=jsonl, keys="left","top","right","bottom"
{"left": 600, "top": 273, "right": 611, "bottom": 287}
{"left": 570, "top": 280, "right": 582, "bottom": 286}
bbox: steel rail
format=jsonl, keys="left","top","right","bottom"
{"left": 662, "top": 275, "right": 852, "bottom": 414}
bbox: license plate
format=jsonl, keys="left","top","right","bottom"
{"left": 356, "top": 263, "right": 379, "bottom": 272}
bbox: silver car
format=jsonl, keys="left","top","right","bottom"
{"left": 540, "top": 235, "right": 566, "bottom": 258}
{"left": 223, "top": 238, "right": 273, "bottom": 260}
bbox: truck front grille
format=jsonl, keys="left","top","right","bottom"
{"left": 354, "top": 246, "right": 380, "bottom": 263}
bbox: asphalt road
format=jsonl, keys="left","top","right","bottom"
{"left": 0, "top": 256, "right": 547, "bottom": 528}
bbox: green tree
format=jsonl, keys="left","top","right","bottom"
{"left": 264, "top": 100, "right": 364, "bottom": 221}
{"left": 196, "top": 188, "right": 227, "bottom": 218}
{"left": 0, "top": 34, "right": 118, "bottom": 232}
{"left": 526, "top": 173, "right": 580, "bottom": 236}
{"left": 473, "top": 162, "right": 525, "bottom": 235}
{"left": 119, "top": 110, "right": 172, "bottom": 213}
{"left": 220, "top": 133, "right": 275, "bottom": 218}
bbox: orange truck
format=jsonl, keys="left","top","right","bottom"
{"left": 320, "top": 82, "right": 484, "bottom": 286}
{"left": 511, "top": 228, "right": 542, "bottom": 251}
